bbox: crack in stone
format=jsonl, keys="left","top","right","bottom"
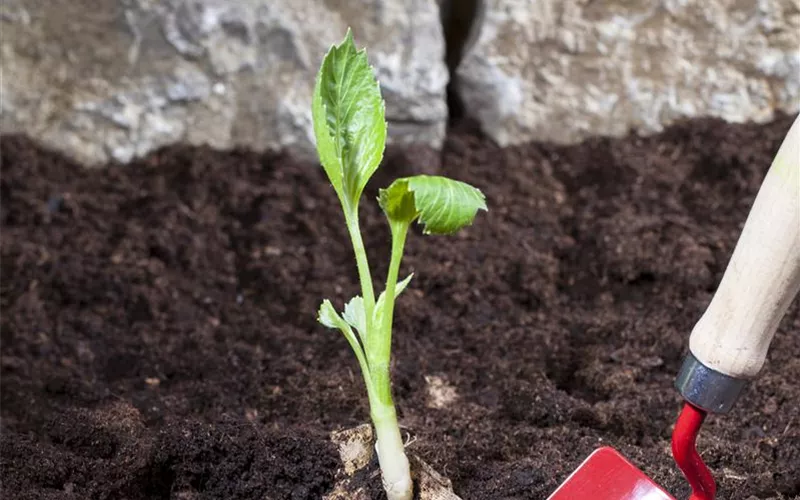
{"left": 440, "top": 0, "right": 482, "bottom": 122}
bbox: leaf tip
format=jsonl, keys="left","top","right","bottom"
{"left": 341, "top": 27, "right": 362, "bottom": 55}
{"left": 317, "top": 299, "right": 338, "bottom": 328}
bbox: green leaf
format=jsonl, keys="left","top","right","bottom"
{"left": 319, "top": 299, "right": 346, "bottom": 329}
{"left": 379, "top": 175, "right": 487, "bottom": 234}
{"left": 374, "top": 274, "right": 413, "bottom": 327}
{"left": 378, "top": 180, "right": 417, "bottom": 224}
{"left": 343, "top": 295, "right": 367, "bottom": 345}
{"left": 318, "top": 299, "right": 371, "bottom": 377}
{"left": 312, "top": 28, "right": 386, "bottom": 204}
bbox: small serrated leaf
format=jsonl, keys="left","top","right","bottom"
{"left": 318, "top": 299, "right": 344, "bottom": 329}
{"left": 318, "top": 299, "right": 371, "bottom": 376}
{"left": 379, "top": 175, "right": 487, "bottom": 234}
{"left": 312, "top": 28, "right": 386, "bottom": 204}
{"left": 343, "top": 295, "right": 367, "bottom": 345}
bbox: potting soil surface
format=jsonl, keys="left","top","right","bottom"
{"left": 2, "top": 115, "right": 799, "bottom": 500}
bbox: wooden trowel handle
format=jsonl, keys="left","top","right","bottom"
{"left": 690, "top": 114, "right": 800, "bottom": 380}
{"left": 677, "top": 114, "right": 800, "bottom": 414}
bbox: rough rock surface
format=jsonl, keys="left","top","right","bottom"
{"left": 456, "top": 0, "right": 800, "bottom": 146}
{"left": 0, "top": 0, "right": 447, "bottom": 166}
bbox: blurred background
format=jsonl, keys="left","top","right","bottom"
{"left": 1, "top": 0, "right": 798, "bottom": 165}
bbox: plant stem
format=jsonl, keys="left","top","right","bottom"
{"left": 344, "top": 205, "right": 376, "bottom": 325}
{"left": 372, "top": 221, "right": 409, "bottom": 402}
{"left": 368, "top": 221, "right": 412, "bottom": 500}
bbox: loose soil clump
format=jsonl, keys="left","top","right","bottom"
{"left": 2, "top": 115, "right": 798, "bottom": 499}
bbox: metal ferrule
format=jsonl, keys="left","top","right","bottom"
{"left": 675, "top": 352, "right": 748, "bottom": 414}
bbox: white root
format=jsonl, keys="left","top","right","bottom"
{"left": 374, "top": 418, "right": 413, "bottom": 500}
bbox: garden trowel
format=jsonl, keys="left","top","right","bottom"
{"left": 549, "top": 113, "right": 800, "bottom": 500}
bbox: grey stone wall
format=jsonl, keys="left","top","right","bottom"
{"left": 456, "top": 0, "right": 800, "bottom": 146}
{"left": 1, "top": 0, "right": 447, "bottom": 165}
{"left": 2, "top": 0, "right": 798, "bottom": 166}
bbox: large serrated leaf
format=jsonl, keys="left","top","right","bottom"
{"left": 379, "top": 175, "right": 487, "bottom": 234}
{"left": 312, "top": 29, "right": 386, "bottom": 204}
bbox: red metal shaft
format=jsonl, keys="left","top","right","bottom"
{"left": 671, "top": 402, "right": 716, "bottom": 500}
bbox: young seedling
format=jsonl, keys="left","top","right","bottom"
{"left": 312, "top": 30, "right": 487, "bottom": 500}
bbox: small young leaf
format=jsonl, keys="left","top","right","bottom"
{"left": 312, "top": 29, "right": 386, "bottom": 204}
{"left": 319, "top": 299, "right": 346, "bottom": 329}
{"left": 318, "top": 299, "right": 371, "bottom": 376}
{"left": 373, "top": 274, "right": 413, "bottom": 327}
{"left": 379, "top": 175, "right": 487, "bottom": 234}
{"left": 343, "top": 295, "right": 367, "bottom": 344}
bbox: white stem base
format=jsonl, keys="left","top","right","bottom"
{"left": 374, "top": 413, "right": 412, "bottom": 500}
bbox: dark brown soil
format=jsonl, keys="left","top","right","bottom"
{"left": 2, "top": 115, "right": 799, "bottom": 500}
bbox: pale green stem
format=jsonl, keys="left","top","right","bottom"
{"left": 344, "top": 205, "right": 376, "bottom": 328}
{"left": 341, "top": 203, "right": 412, "bottom": 499}
{"left": 372, "top": 221, "right": 409, "bottom": 403}
{"left": 368, "top": 221, "right": 412, "bottom": 500}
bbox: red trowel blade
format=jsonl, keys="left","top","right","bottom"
{"left": 547, "top": 447, "right": 675, "bottom": 500}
